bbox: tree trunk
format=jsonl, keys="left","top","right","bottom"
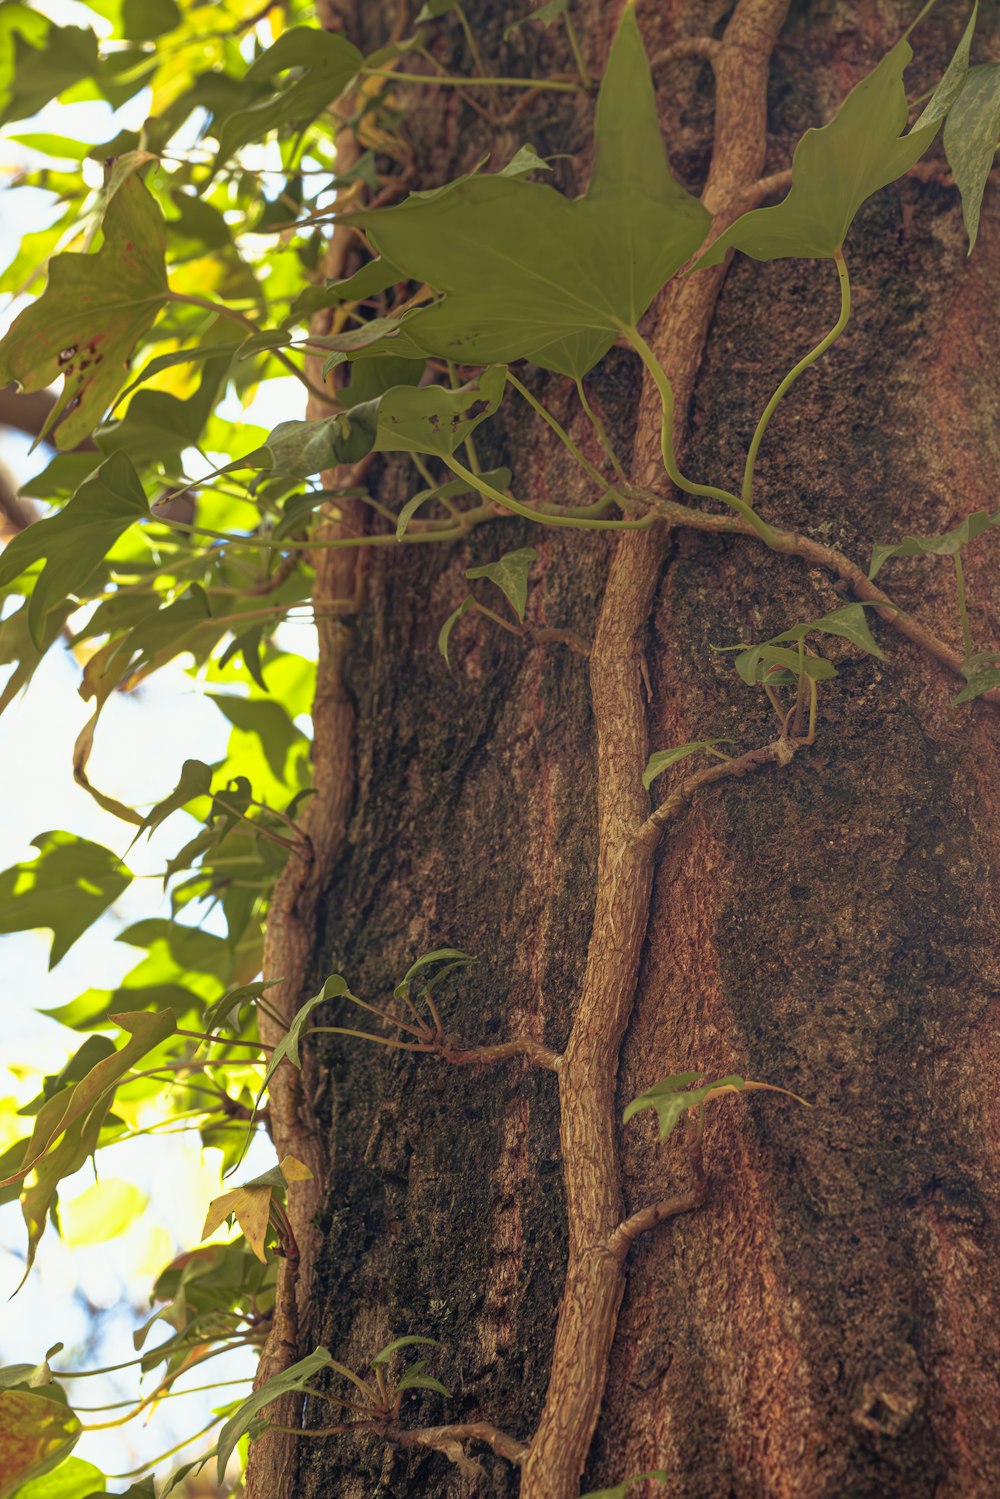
{"left": 258, "top": 2, "right": 1000, "bottom": 1496}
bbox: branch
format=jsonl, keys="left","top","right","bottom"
{"left": 607, "top": 1189, "right": 701, "bottom": 1264}
{"left": 643, "top": 737, "right": 795, "bottom": 840}
{"left": 387, "top": 1419, "right": 529, "bottom": 1469}
{"left": 652, "top": 37, "right": 722, "bottom": 68}
{"left": 643, "top": 496, "right": 1000, "bottom": 706}
{"left": 439, "top": 1037, "right": 562, "bottom": 1072}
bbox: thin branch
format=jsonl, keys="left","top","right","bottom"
{"left": 439, "top": 1037, "right": 562, "bottom": 1072}
{"left": 643, "top": 738, "right": 796, "bottom": 839}
{"left": 607, "top": 1189, "right": 701, "bottom": 1264}
{"left": 387, "top": 1418, "right": 530, "bottom": 1468}
{"left": 652, "top": 37, "right": 722, "bottom": 68}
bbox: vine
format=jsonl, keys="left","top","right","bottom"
{"left": 0, "top": 0, "right": 997, "bottom": 1496}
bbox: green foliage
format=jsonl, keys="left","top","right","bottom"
{"left": 623, "top": 1071, "right": 744, "bottom": 1140}
{"left": 869, "top": 508, "right": 1000, "bottom": 577}
{"left": 0, "top": 1390, "right": 81, "bottom": 1499}
{"left": 643, "top": 740, "right": 734, "bottom": 791}
{"left": 214, "top": 27, "right": 362, "bottom": 164}
{"left": 215, "top": 1346, "right": 333, "bottom": 1481}
{"left": 729, "top": 603, "right": 886, "bottom": 686}
{"left": 945, "top": 62, "right": 1000, "bottom": 250}
{"left": 466, "top": 546, "right": 537, "bottom": 621}
{"left": 0, "top": 832, "right": 131, "bottom": 967}
{"left": 697, "top": 15, "right": 975, "bottom": 264}
{"left": 0, "top": 171, "right": 168, "bottom": 447}
{"left": 352, "top": 7, "right": 710, "bottom": 374}
{"left": 580, "top": 1473, "right": 668, "bottom": 1499}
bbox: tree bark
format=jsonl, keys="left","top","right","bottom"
{"left": 257, "top": 2, "right": 1000, "bottom": 1496}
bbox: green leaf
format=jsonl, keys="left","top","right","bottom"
{"left": 417, "top": 0, "right": 457, "bottom": 17}
{"left": 136, "top": 758, "right": 213, "bottom": 842}
{"left": 955, "top": 651, "right": 1000, "bottom": 704}
{"left": 10, "top": 1454, "right": 106, "bottom": 1499}
{"left": 370, "top": 368, "right": 507, "bottom": 457}
{"left": 732, "top": 603, "right": 886, "bottom": 686}
{"left": 581, "top": 1472, "right": 668, "bottom": 1499}
{"left": 0, "top": 25, "right": 98, "bottom": 124}
{"left": 0, "top": 172, "right": 169, "bottom": 447}
{"left": 394, "top": 1361, "right": 451, "bottom": 1397}
{"left": 396, "top": 468, "right": 511, "bottom": 540}
{"left": 0, "top": 1009, "right": 176, "bottom": 1193}
{"left": 216, "top": 1347, "right": 333, "bottom": 1480}
{"left": 624, "top": 1073, "right": 746, "bottom": 1140}
{"left": 466, "top": 546, "right": 536, "bottom": 621}
{"left": 248, "top": 406, "right": 379, "bottom": 478}
{"left": 696, "top": 19, "right": 976, "bottom": 265}
{"left": 215, "top": 27, "right": 362, "bottom": 163}
{"left": 505, "top": 0, "right": 568, "bottom": 36}
{"left": 769, "top": 603, "right": 887, "bottom": 659}
{"left": 869, "top": 508, "right": 1000, "bottom": 578}
{"left": 351, "top": 6, "right": 709, "bottom": 375}
{"left": 438, "top": 595, "right": 476, "bottom": 665}
{"left": 203, "top": 979, "right": 281, "bottom": 1036}
{"left": 0, "top": 452, "right": 149, "bottom": 647}
{"left": 258, "top": 974, "right": 352, "bottom": 1101}
{"left": 0, "top": 831, "right": 131, "bottom": 969}
{"left": 642, "top": 739, "right": 734, "bottom": 791}
{"left": 372, "top": 1336, "right": 441, "bottom": 1364}
{"left": 59, "top": 1178, "right": 149, "bottom": 1246}
{"left": 0, "top": 1389, "right": 81, "bottom": 1499}
{"left": 395, "top": 947, "right": 477, "bottom": 998}
{"left": 944, "top": 64, "right": 1000, "bottom": 251}
{"left": 732, "top": 643, "right": 839, "bottom": 687}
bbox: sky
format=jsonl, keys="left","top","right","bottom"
{"left": 0, "top": 12, "right": 309, "bottom": 1483}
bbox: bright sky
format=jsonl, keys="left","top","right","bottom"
{"left": 0, "top": 20, "right": 308, "bottom": 1483}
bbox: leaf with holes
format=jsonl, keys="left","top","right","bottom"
{"left": 466, "top": 546, "right": 536, "bottom": 621}
{"left": 351, "top": 6, "right": 709, "bottom": 374}
{"left": 0, "top": 171, "right": 168, "bottom": 447}
{"left": 696, "top": 14, "right": 976, "bottom": 264}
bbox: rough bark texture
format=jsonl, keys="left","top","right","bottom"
{"left": 281, "top": 2, "right": 1000, "bottom": 1496}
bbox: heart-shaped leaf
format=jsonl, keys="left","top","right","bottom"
{"left": 351, "top": 6, "right": 710, "bottom": 375}
{"left": 466, "top": 546, "right": 537, "bottom": 621}
{"left": 0, "top": 170, "right": 169, "bottom": 447}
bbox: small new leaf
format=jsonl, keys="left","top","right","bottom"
{"left": 868, "top": 508, "right": 1000, "bottom": 578}
{"left": 438, "top": 595, "right": 476, "bottom": 666}
{"left": 466, "top": 547, "right": 537, "bottom": 621}
{"left": 643, "top": 740, "right": 733, "bottom": 791}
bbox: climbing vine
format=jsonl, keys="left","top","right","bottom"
{"left": 0, "top": 1, "right": 997, "bottom": 1496}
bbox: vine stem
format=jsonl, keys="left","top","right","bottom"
{"left": 165, "top": 293, "right": 339, "bottom": 407}
{"left": 954, "top": 552, "right": 973, "bottom": 657}
{"left": 360, "top": 66, "right": 581, "bottom": 93}
{"left": 442, "top": 454, "right": 654, "bottom": 531}
{"left": 742, "top": 249, "right": 851, "bottom": 506}
{"left": 624, "top": 321, "right": 779, "bottom": 543}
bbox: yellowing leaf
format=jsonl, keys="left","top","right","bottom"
{"left": 59, "top": 1178, "right": 149, "bottom": 1246}
{"left": 201, "top": 1184, "right": 272, "bottom": 1262}
{"left": 0, "top": 1390, "right": 81, "bottom": 1499}
{"left": 276, "top": 1155, "right": 312, "bottom": 1182}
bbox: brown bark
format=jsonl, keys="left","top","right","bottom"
{"left": 251, "top": 1, "right": 1000, "bottom": 1496}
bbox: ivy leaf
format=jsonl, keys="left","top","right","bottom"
{"left": 0, "top": 1009, "right": 176, "bottom": 1192}
{"left": 246, "top": 406, "right": 379, "bottom": 479}
{"left": 466, "top": 546, "right": 536, "bottom": 621}
{"left": 216, "top": 1347, "right": 333, "bottom": 1481}
{"left": 581, "top": 1474, "right": 668, "bottom": 1499}
{"left": 438, "top": 595, "right": 476, "bottom": 665}
{"left": 505, "top": 1, "right": 568, "bottom": 36}
{"left": 955, "top": 651, "right": 1000, "bottom": 704}
{"left": 395, "top": 948, "right": 477, "bottom": 999}
{"left": 696, "top": 16, "right": 976, "bottom": 265}
{"left": 394, "top": 1360, "right": 451, "bottom": 1397}
{"left": 732, "top": 643, "right": 839, "bottom": 687}
{"left": 733, "top": 603, "right": 885, "bottom": 685}
{"left": 0, "top": 831, "right": 131, "bottom": 969}
{"left": 215, "top": 27, "right": 362, "bottom": 162}
{"left": 944, "top": 64, "right": 1000, "bottom": 252}
{"left": 0, "top": 24, "right": 98, "bottom": 124}
{"left": 396, "top": 469, "right": 511, "bottom": 540}
{"left": 373, "top": 1336, "right": 441, "bottom": 1364}
{"left": 642, "top": 740, "right": 734, "bottom": 791}
{"left": 135, "top": 758, "right": 213, "bottom": 842}
{"left": 869, "top": 508, "right": 1000, "bottom": 577}
{"left": 257, "top": 974, "right": 352, "bottom": 1105}
{"left": 0, "top": 1389, "right": 81, "bottom": 1499}
{"left": 369, "top": 368, "right": 507, "bottom": 457}
{"left": 202, "top": 979, "right": 281, "bottom": 1036}
{"left": 351, "top": 6, "right": 710, "bottom": 375}
{"left": 0, "top": 452, "right": 149, "bottom": 647}
{"left": 201, "top": 1158, "right": 309, "bottom": 1263}
{"left": 624, "top": 1073, "right": 746, "bottom": 1139}
{"left": 0, "top": 172, "right": 169, "bottom": 447}
{"left": 417, "top": 0, "right": 457, "bottom": 17}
